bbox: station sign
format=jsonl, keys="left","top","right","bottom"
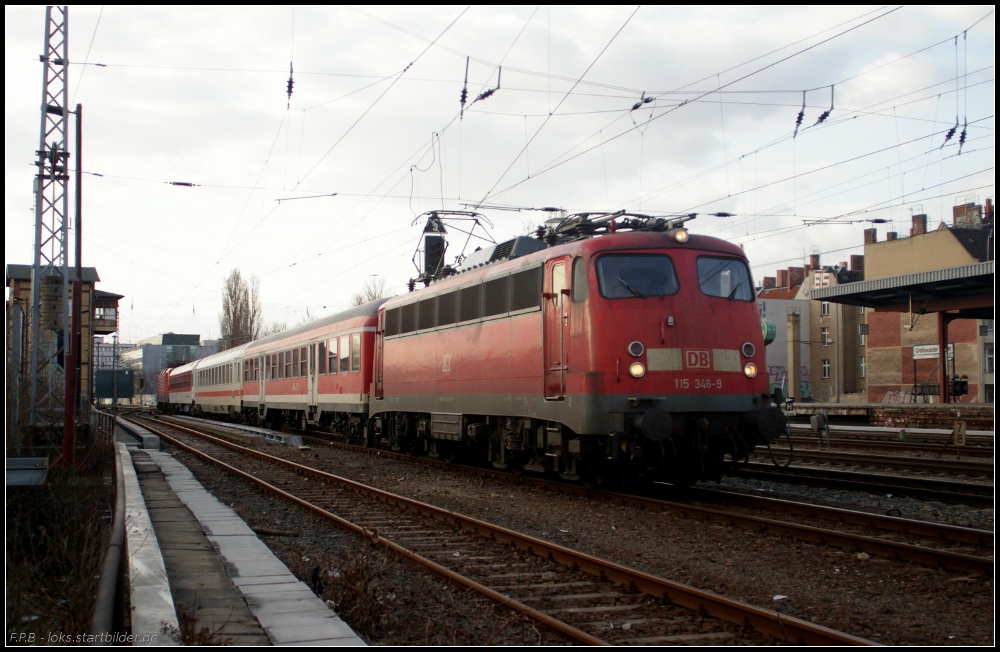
{"left": 912, "top": 343, "right": 954, "bottom": 360}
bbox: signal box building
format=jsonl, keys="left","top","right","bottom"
{"left": 5, "top": 264, "right": 122, "bottom": 411}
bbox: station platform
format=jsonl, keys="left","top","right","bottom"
{"left": 115, "top": 421, "right": 364, "bottom": 646}
{"left": 788, "top": 402, "right": 994, "bottom": 431}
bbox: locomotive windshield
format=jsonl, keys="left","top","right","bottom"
{"left": 697, "top": 256, "right": 754, "bottom": 301}
{"left": 596, "top": 254, "right": 679, "bottom": 299}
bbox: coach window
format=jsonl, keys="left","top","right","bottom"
{"left": 292, "top": 349, "right": 299, "bottom": 378}
{"left": 300, "top": 346, "right": 308, "bottom": 377}
{"left": 318, "top": 341, "right": 327, "bottom": 374}
{"left": 328, "top": 339, "right": 338, "bottom": 374}
{"left": 572, "top": 257, "right": 589, "bottom": 303}
{"left": 351, "top": 333, "right": 361, "bottom": 372}
{"left": 339, "top": 335, "right": 350, "bottom": 373}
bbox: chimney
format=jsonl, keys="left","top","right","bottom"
{"left": 910, "top": 214, "right": 927, "bottom": 236}
{"left": 810, "top": 253, "right": 821, "bottom": 269}
{"left": 864, "top": 228, "right": 878, "bottom": 245}
{"left": 985, "top": 198, "right": 994, "bottom": 225}
{"left": 887, "top": 232, "right": 898, "bottom": 240}
{"left": 762, "top": 276, "right": 776, "bottom": 288}
{"left": 776, "top": 269, "right": 789, "bottom": 287}
{"left": 850, "top": 255, "right": 864, "bottom": 273}
{"left": 953, "top": 202, "right": 982, "bottom": 228}
{"left": 787, "top": 266, "right": 805, "bottom": 288}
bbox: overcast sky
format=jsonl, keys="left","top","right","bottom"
{"left": 5, "top": 5, "right": 994, "bottom": 343}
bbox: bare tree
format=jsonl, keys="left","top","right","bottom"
{"left": 219, "top": 269, "right": 262, "bottom": 350}
{"left": 260, "top": 320, "right": 287, "bottom": 337}
{"left": 350, "top": 275, "right": 394, "bottom": 307}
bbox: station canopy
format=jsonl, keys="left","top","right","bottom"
{"left": 810, "top": 260, "right": 994, "bottom": 319}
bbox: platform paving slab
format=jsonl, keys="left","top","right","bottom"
{"left": 142, "top": 449, "right": 366, "bottom": 646}
{"left": 131, "top": 449, "right": 270, "bottom": 646}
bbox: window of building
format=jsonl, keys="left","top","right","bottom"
{"left": 985, "top": 342, "right": 994, "bottom": 374}
{"left": 859, "top": 356, "right": 866, "bottom": 378}
{"left": 821, "top": 301, "right": 830, "bottom": 316}
{"left": 822, "top": 359, "right": 831, "bottom": 379}
{"left": 821, "top": 327, "right": 831, "bottom": 346}
{"left": 859, "top": 325, "right": 867, "bottom": 347}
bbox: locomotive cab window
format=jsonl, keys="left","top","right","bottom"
{"left": 596, "top": 254, "right": 678, "bottom": 299}
{"left": 697, "top": 256, "right": 753, "bottom": 301}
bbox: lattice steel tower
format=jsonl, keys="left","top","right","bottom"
{"left": 29, "top": 6, "right": 71, "bottom": 433}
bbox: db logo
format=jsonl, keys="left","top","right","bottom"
{"left": 684, "top": 349, "right": 711, "bottom": 369}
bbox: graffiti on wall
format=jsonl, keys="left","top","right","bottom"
{"left": 768, "top": 364, "right": 811, "bottom": 399}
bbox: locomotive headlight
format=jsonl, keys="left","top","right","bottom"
{"left": 628, "top": 341, "right": 644, "bottom": 357}
{"left": 743, "top": 362, "right": 758, "bottom": 378}
{"left": 668, "top": 228, "right": 689, "bottom": 243}
{"left": 629, "top": 362, "right": 646, "bottom": 378}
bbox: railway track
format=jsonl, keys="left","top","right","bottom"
{"left": 129, "top": 416, "right": 873, "bottom": 646}
{"left": 309, "top": 434, "right": 993, "bottom": 575}
{"left": 786, "top": 436, "right": 994, "bottom": 458}
{"left": 733, "top": 462, "right": 993, "bottom": 507}
{"left": 756, "top": 448, "right": 994, "bottom": 477}
{"left": 154, "top": 415, "right": 993, "bottom": 572}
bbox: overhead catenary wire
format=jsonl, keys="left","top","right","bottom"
{"left": 474, "top": 6, "right": 641, "bottom": 207}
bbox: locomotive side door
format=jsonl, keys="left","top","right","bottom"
{"left": 308, "top": 343, "right": 319, "bottom": 409}
{"left": 258, "top": 355, "right": 265, "bottom": 406}
{"left": 374, "top": 310, "right": 385, "bottom": 399}
{"left": 543, "top": 258, "right": 570, "bottom": 399}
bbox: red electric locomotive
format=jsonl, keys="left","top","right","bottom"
{"left": 370, "top": 211, "right": 784, "bottom": 485}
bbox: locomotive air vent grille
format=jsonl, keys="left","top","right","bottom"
{"left": 488, "top": 239, "right": 516, "bottom": 262}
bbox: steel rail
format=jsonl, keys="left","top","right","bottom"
{"left": 735, "top": 463, "right": 993, "bottom": 506}
{"left": 759, "top": 449, "right": 994, "bottom": 475}
{"left": 133, "top": 417, "right": 876, "bottom": 646}
{"left": 786, "top": 436, "right": 994, "bottom": 457}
